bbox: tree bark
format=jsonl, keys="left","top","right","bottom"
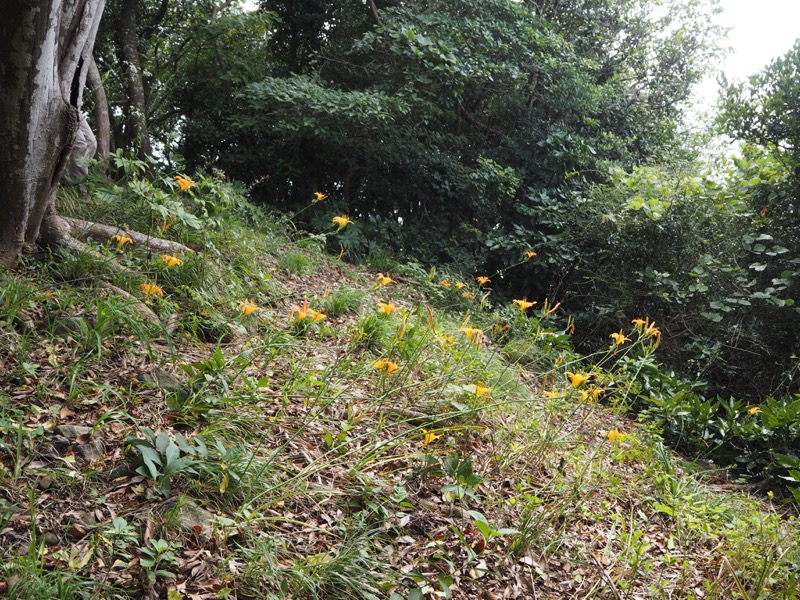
{"left": 0, "top": 0, "right": 106, "bottom": 267}
{"left": 87, "top": 54, "right": 111, "bottom": 161}
{"left": 116, "top": 0, "right": 152, "bottom": 159}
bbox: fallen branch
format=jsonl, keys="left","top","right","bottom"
{"left": 62, "top": 217, "right": 195, "bottom": 254}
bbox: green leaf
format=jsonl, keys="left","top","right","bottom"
{"left": 654, "top": 503, "right": 675, "bottom": 516}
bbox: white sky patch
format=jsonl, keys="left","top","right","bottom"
{"left": 693, "top": 0, "right": 800, "bottom": 112}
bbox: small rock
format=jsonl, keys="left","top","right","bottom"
{"left": 141, "top": 369, "right": 186, "bottom": 394}
{"left": 66, "top": 511, "right": 97, "bottom": 539}
{"left": 55, "top": 425, "right": 90, "bottom": 440}
{"left": 77, "top": 440, "right": 105, "bottom": 463}
{"left": 107, "top": 462, "right": 136, "bottom": 479}
{"left": 43, "top": 532, "right": 60, "bottom": 546}
{"left": 51, "top": 435, "right": 71, "bottom": 453}
{"left": 37, "top": 476, "right": 54, "bottom": 491}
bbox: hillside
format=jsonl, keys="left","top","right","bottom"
{"left": 0, "top": 177, "right": 798, "bottom": 600}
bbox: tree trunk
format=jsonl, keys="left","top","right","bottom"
{"left": 116, "top": 0, "right": 152, "bottom": 159}
{"left": 0, "top": 0, "right": 106, "bottom": 267}
{"left": 87, "top": 54, "right": 112, "bottom": 161}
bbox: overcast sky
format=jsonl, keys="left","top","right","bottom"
{"left": 693, "top": 0, "right": 800, "bottom": 109}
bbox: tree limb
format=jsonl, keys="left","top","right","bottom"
{"left": 62, "top": 217, "right": 195, "bottom": 254}
{"left": 367, "top": 0, "right": 382, "bottom": 26}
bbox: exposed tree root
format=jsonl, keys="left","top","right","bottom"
{"left": 62, "top": 216, "right": 195, "bottom": 254}
{"left": 98, "top": 281, "right": 160, "bottom": 323}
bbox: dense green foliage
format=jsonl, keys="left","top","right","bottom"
{"left": 174, "top": 0, "right": 722, "bottom": 281}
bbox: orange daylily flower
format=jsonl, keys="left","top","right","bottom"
{"left": 373, "top": 358, "right": 400, "bottom": 374}
{"left": 644, "top": 322, "right": 662, "bottom": 343}
{"left": 459, "top": 326, "right": 483, "bottom": 344}
{"left": 513, "top": 298, "right": 536, "bottom": 311}
{"left": 476, "top": 276, "right": 491, "bottom": 285}
{"left": 566, "top": 371, "right": 591, "bottom": 387}
{"left": 291, "top": 300, "right": 326, "bottom": 323}
{"left": 437, "top": 334, "right": 455, "bottom": 348}
{"left": 110, "top": 234, "right": 133, "bottom": 247}
{"left": 175, "top": 175, "right": 195, "bottom": 191}
{"left": 332, "top": 214, "right": 354, "bottom": 230}
{"left": 376, "top": 302, "right": 399, "bottom": 315}
{"left": 313, "top": 191, "right": 328, "bottom": 204}
{"left": 422, "top": 429, "right": 440, "bottom": 445}
{"left": 607, "top": 429, "right": 624, "bottom": 444}
{"left": 140, "top": 282, "right": 164, "bottom": 297}
{"left": 609, "top": 330, "right": 630, "bottom": 346}
{"left": 470, "top": 384, "right": 491, "bottom": 398}
{"left": 161, "top": 254, "right": 183, "bottom": 268}
{"left": 376, "top": 273, "right": 396, "bottom": 286}
{"left": 238, "top": 300, "right": 261, "bottom": 316}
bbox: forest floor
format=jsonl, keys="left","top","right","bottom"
{"left": 0, "top": 193, "right": 798, "bottom": 599}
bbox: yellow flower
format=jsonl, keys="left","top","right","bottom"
{"left": 544, "top": 389, "right": 561, "bottom": 398}
{"left": 376, "top": 301, "right": 398, "bottom": 315}
{"left": 238, "top": 300, "right": 261, "bottom": 316}
{"left": 631, "top": 318, "right": 648, "bottom": 328}
{"left": 462, "top": 291, "right": 474, "bottom": 299}
{"left": 644, "top": 322, "right": 662, "bottom": 344}
{"left": 437, "top": 333, "right": 455, "bottom": 348}
{"left": 566, "top": 371, "right": 590, "bottom": 387}
{"left": 313, "top": 191, "right": 328, "bottom": 204}
{"left": 422, "top": 429, "right": 440, "bottom": 445}
{"left": 376, "top": 273, "right": 396, "bottom": 286}
{"left": 309, "top": 309, "right": 327, "bottom": 323}
{"left": 609, "top": 330, "right": 630, "bottom": 346}
{"left": 471, "top": 384, "right": 491, "bottom": 398}
{"left": 291, "top": 301, "right": 312, "bottom": 321}
{"left": 175, "top": 175, "right": 195, "bottom": 191}
{"left": 748, "top": 406, "right": 761, "bottom": 415}
{"left": 140, "top": 282, "right": 164, "bottom": 297}
{"left": 291, "top": 301, "right": 327, "bottom": 323}
{"left": 459, "top": 326, "right": 483, "bottom": 344}
{"left": 440, "top": 280, "right": 451, "bottom": 287}
{"left": 373, "top": 358, "right": 400, "bottom": 374}
{"left": 160, "top": 254, "right": 183, "bottom": 268}
{"left": 579, "top": 387, "right": 603, "bottom": 402}
{"left": 110, "top": 234, "right": 133, "bottom": 248}
{"left": 455, "top": 282, "right": 466, "bottom": 290}
{"left": 513, "top": 298, "right": 536, "bottom": 312}
{"left": 525, "top": 250, "right": 537, "bottom": 260}
{"left": 332, "top": 214, "right": 354, "bottom": 230}
{"left": 476, "top": 276, "right": 491, "bottom": 285}
{"left": 607, "top": 429, "right": 624, "bottom": 444}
